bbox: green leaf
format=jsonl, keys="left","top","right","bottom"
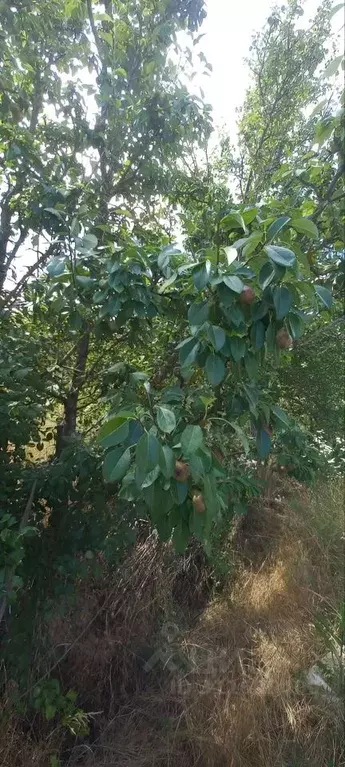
{"left": 265, "top": 321, "right": 278, "bottom": 352}
{"left": 259, "top": 262, "right": 276, "bottom": 290}
{"left": 158, "top": 273, "right": 177, "bottom": 293}
{"left": 107, "top": 298, "right": 121, "bottom": 316}
{"left": 229, "top": 336, "right": 246, "bottom": 362}
{"left": 244, "top": 353, "right": 259, "bottom": 379}
{"left": 266, "top": 216, "right": 291, "bottom": 242}
{"left": 329, "top": 3, "right": 344, "bottom": 18}
{"left": 315, "top": 285, "right": 332, "bottom": 309}
{"left": 217, "top": 283, "right": 235, "bottom": 307}
{"left": 189, "top": 451, "right": 207, "bottom": 482}
{"left": 242, "top": 207, "right": 259, "bottom": 225}
{"left": 205, "top": 354, "right": 226, "bottom": 385}
{"left": 203, "top": 473, "right": 219, "bottom": 518}
{"left": 297, "top": 281, "right": 317, "bottom": 304}
{"left": 158, "top": 245, "right": 179, "bottom": 274}
{"left": 287, "top": 312, "right": 304, "bottom": 339}
{"left": 220, "top": 210, "right": 246, "bottom": 232}
{"left": 156, "top": 514, "right": 173, "bottom": 542}
{"left": 99, "top": 30, "right": 113, "bottom": 46}
{"left": 98, "top": 418, "right": 130, "bottom": 445}
{"left": 45, "top": 705, "right": 56, "bottom": 721}
{"left": 178, "top": 338, "right": 200, "bottom": 368}
{"left": 264, "top": 245, "right": 296, "bottom": 269}
{"left": 176, "top": 481, "right": 189, "bottom": 505}
{"left": 136, "top": 432, "right": 160, "bottom": 475}
{"left": 252, "top": 301, "right": 269, "bottom": 323}
{"left": 251, "top": 321, "right": 265, "bottom": 350}
{"left": 159, "top": 445, "right": 175, "bottom": 478}
{"left": 141, "top": 465, "right": 161, "bottom": 488}
{"left": 131, "top": 371, "right": 148, "bottom": 384}
{"left": 291, "top": 218, "right": 319, "bottom": 240}
{"left": 207, "top": 325, "right": 226, "bottom": 351}
{"left": 223, "top": 246, "right": 238, "bottom": 264}
{"left": 223, "top": 304, "right": 246, "bottom": 330}
{"left": 47, "top": 258, "right": 66, "bottom": 278}
{"left": 181, "top": 424, "right": 203, "bottom": 455}
{"left": 315, "top": 118, "right": 335, "bottom": 147}
{"left": 44, "top": 207, "right": 65, "bottom": 222}
{"left": 223, "top": 275, "right": 244, "bottom": 294}
{"left": 106, "top": 362, "right": 127, "bottom": 375}
{"left": 173, "top": 521, "right": 190, "bottom": 554}
{"left": 82, "top": 233, "right": 98, "bottom": 250}
{"left": 273, "top": 286, "right": 292, "bottom": 320}
{"left": 161, "top": 387, "right": 184, "bottom": 403}
{"left": 309, "top": 99, "right": 328, "bottom": 118}
{"left": 156, "top": 406, "right": 176, "bottom": 434}
{"left": 324, "top": 54, "right": 344, "bottom": 78}
{"left": 188, "top": 301, "right": 209, "bottom": 326}
{"left": 256, "top": 428, "right": 271, "bottom": 460}
{"left": 193, "top": 261, "right": 211, "bottom": 291}
{"left": 242, "top": 231, "right": 263, "bottom": 258}
{"left": 233, "top": 236, "right": 250, "bottom": 250}
{"left": 75, "top": 275, "right": 95, "bottom": 288}
{"left": 103, "top": 447, "right": 131, "bottom": 483}
{"left": 272, "top": 405, "right": 290, "bottom": 427}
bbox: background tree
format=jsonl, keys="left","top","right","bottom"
{"left": 0, "top": 0, "right": 212, "bottom": 445}
{"left": 233, "top": 0, "right": 333, "bottom": 202}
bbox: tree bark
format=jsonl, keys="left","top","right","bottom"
{"left": 56, "top": 331, "right": 90, "bottom": 455}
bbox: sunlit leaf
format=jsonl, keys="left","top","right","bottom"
{"left": 315, "top": 285, "right": 332, "bottom": 309}
{"left": 266, "top": 216, "right": 291, "bottom": 242}
{"left": 223, "top": 275, "right": 244, "bottom": 293}
{"left": 103, "top": 448, "right": 131, "bottom": 483}
{"left": 156, "top": 406, "right": 176, "bottom": 434}
{"left": 265, "top": 245, "right": 296, "bottom": 269}
{"left": 291, "top": 218, "right": 319, "bottom": 240}
{"left": 181, "top": 425, "right": 203, "bottom": 455}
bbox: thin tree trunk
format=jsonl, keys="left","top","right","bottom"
{"left": 56, "top": 331, "right": 90, "bottom": 455}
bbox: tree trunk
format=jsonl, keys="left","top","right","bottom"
{"left": 56, "top": 330, "right": 90, "bottom": 456}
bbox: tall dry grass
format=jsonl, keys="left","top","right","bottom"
{"left": 1, "top": 475, "right": 344, "bottom": 767}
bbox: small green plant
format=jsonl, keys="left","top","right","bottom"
{"left": 32, "top": 680, "right": 90, "bottom": 737}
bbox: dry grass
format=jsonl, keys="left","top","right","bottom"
{"left": 1, "top": 474, "right": 344, "bottom": 767}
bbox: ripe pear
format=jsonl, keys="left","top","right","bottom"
{"left": 174, "top": 461, "right": 190, "bottom": 483}
{"left": 240, "top": 285, "right": 256, "bottom": 305}
{"left": 192, "top": 493, "right": 206, "bottom": 514}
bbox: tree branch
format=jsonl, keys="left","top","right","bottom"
{"left": 313, "top": 165, "right": 345, "bottom": 220}
{"left": 86, "top": 0, "right": 104, "bottom": 61}
{"left": 3, "top": 241, "right": 58, "bottom": 307}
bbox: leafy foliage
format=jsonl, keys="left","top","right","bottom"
{"left": 0, "top": 2, "right": 343, "bottom": 751}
